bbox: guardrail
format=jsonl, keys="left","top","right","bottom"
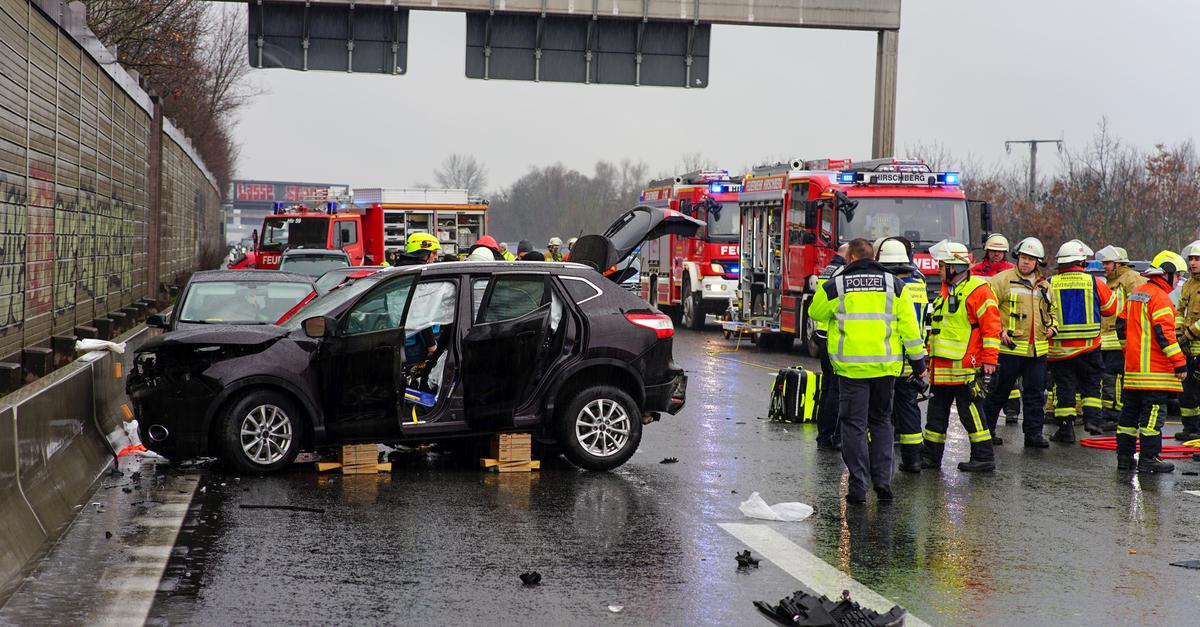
{"left": 0, "top": 321, "right": 156, "bottom": 603}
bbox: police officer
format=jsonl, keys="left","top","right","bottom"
{"left": 876, "top": 238, "right": 928, "bottom": 472}
{"left": 1047, "top": 240, "right": 1118, "bottom": 440}
{"left": 814, "top": 242, "right": 849, "bottom": 451}
{"left": 981, "top": 237, "right": 1056, "bottom": 448}
{"left": 1095, "top": 245, "right": 1145, "bottom": 432}
{"left": 923, "top": 240, "right": 1001, "bottom": 472}
{"left": 809, "top": 238, "right": 926, "bottom": 503}
{"left": 1175, "top": 240, "right": 1200, "bottom": 442}
{"left": 1115, "top": 251, "right": 1188, "bottom": 473}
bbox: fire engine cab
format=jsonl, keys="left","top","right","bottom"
{"left": 253, "top": 202, "right": 365, "bottom": 270}
{"left": 638, "top": 170, "right": 741, "bottom": 330}
{"left": 724, "top": 158, "right": 990, "bottom": 353}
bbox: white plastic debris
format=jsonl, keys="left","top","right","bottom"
{"left": 607, "top": 606, "right": 624, "bottom": 614}
{"left": 738, "top": 491, "right": 814, "bottom": 522}
{"left": 76, "top": 339, "right": 127, "bottom": 354}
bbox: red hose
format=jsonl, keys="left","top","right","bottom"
{"left": 1079, "top": 436, "right": 1197, "bottom": 459}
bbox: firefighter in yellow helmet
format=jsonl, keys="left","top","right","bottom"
{"left": 1095, "top": 245, "right": 1145, "bottom": 432}
{"left": 1175, "top": 240, "right": 1200, "bottom": 442}
{"left": 397, "top": 232, "right": 441, "bottom": 266}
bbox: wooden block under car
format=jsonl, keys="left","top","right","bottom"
{"left": 339, "top": 444, "right": 380, "bottom": 465}
{"left": 489, "top": 433, "right": 532, "bottom": 461}
{"left": 479, "top": 459, "right": 541, "bottom": 473}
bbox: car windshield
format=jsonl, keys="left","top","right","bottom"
{"left": 178, "top": 281, "right": 314, "bottom": 324}
{"left": 280, "top": 275, "right": 383, "bottom": 329}
{"left": 261, "top": 217, "right": 328, "bottom": 251}
{"left": 706, "top": 202, "right": 740, "bottom": 241}
{"left": 839, "top": 197, "right": 969, "bottom": 252}
{"left": 279, "top": 254, "right": 350, "bottom": 277}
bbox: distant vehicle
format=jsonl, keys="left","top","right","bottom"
{"left": 314, "top": 266, "right": 387, "bottom": 295}
{"left": 148, "top": 270, "right": 317, "bottom": 331}
{"left": 128, "top": 206, "right": 699, "bottom": 474}
{"left": 277, "top": 249, "right": 352, "bottom": 277}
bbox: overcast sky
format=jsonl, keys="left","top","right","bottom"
{"left": 231, "top": 0, "right": 1200, "bottom": 191}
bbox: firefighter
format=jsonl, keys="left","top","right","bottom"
{"left": 814, "top": 242, "right": 850, "bottom": 451}
{"left": 395, "top": 232, "right": 441, "bottom": 266}
{"left": 498, "top": 242, "right": 516, "bottom": 261}
{"left": 567, "top": 237, "right": 578, "bottom": 257}
{"left": 808, "top": 238, "right": 925, "bottom": 503}
{"left": 876, "top": 237, "right": 928, "bottom": 472}
{"left": 547, "top": 237, "right": 566, "bottom": 262}
{"left": 972, "top": 233, "right": 1021, "bottom": 421}
{"left": 922, "top": 240, "right": 1001, "bottom": 472}
{"left": 1175, "top": 240, "right": 1200, "bottom": 442}
{"left": 981, "top": 237, "right": 1056, "bottom": 448}
{"left": 1096, "top": 245, "right": 1146, "bottom": 431}
{"left": 1047, "top": 240, "right": 1118, "bottom": 441}
{"left": 1115, "top": 250, "right": 1188, "bottom": 473}
{"left": 465, "top": 235, "right": 505, "bottom": 261}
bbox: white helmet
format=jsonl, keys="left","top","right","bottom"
{"left": 1094, "top": 245, "right": 1129, "bottom": 264}
{"left": 567, "top": 237, "right": 577, "bottom": 247}
{"left": 1183, "top": 240, "right": 1200, "bottom": 258}
{"left": 548, "top": 237, "right": 563, "bottom": 247}
{"left": 1055, "top": 240, "right": 1092, "bottom": 265}
{"left": 877, "top": 238, "right": 911, "bottom": 264}
{"left": 1012, "top": 237, "right": 1046, "bottom": 261}
{"left": 984, "top": 233, "right": 1010, "bottom": 252}
{"left": 929, "top": 239, "right": 972, "bottom": 266}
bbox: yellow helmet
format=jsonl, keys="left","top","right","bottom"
{"left": 406, "top": 232, "right": 441, "bottom": 254}
{"left": 1147, "top": 250, "right": 1186, "bottom": 276}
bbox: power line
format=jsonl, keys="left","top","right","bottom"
{"left": 1005, "top": 139, "right": 1063, "bottom": 204}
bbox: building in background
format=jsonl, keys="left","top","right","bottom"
{"left": 225, "top": 180, "right": 349, "bottom": 245}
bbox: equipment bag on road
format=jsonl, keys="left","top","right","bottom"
{"left": 769, "top": 367, "right": 822, "bottom": 423}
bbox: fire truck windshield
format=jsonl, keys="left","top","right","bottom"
{"left": 838, "top": 197, "right": 968, "bottom": 251}
{"left": 261, "top": 217, "right": 329, "bottom": 251}
{"left": 706, "top": 202, "right": 740, "bottom": 241}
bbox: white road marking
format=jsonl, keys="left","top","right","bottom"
{"left": 1185, "top": 490, "right": 1200, "bottom": 498}
{"left": 719, "top": 522, "right": 933, "bottom": 627}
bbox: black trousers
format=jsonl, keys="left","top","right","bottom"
{"left": 838, "top": 375, "right": 895, "bottom": 496}
{"left": 1049, "top": 350, "right": 1104, "bottom": 428}
{"left": 892, "top": 376, "right": 923, "bottom": 465}
{"left": 816, "top": 340, "right": 841, "bottom": 446}
{"left": 983, "top": 353, "right": 1047, "bottom": 437}
{"left": 1100, "top": 349, "right": 1125, "bottom": 422}
{"left": 1116, "top": 388, "right": 1171, "bottom": 459}
{"left": 923, "top": 384, "right": 994, "bottom": 464}
{"left": 1181, "top": 359, "right": 1200, "bottom": 433}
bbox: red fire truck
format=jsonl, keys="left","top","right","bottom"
{"left": 638, "top": 170, "right": 742, "bottom": 330}
{"left": 248, "top": 189, "right": 489, "bottom": 270}
{"left": 724, "top": 158, "right": 990, "bottom": 353}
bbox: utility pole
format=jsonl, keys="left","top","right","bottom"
{"left": 1005, "top": 139, "right": 1062, "bottom": 203}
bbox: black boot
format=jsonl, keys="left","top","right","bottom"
{"left": 1116, "top": 456, "right": 1136, "bottom": 471}
{"left": 1175, "top": 416, "right": 1200, "bottom": 441}
{"left": 1005, "top": 412, "right": 1020, "bottom": 425}
{"left": 958, "top": 459, "right": 996, "bottom": 472}
{"left": 1137, "top": 457, "right": 1175, "bottom": 473}
{"left": 920, "top": 442, "right": 943, "bottom": 470}
{"left": 898, "top": 445, "right": 921, "bottom": 473}
{"left": 991, "top": 429, "right": 1004, "bottom": 446}
{"left": 1050, "top": 418, "right": 1076, "bottom": 443}
{"left": 1083, "top": 418, "right": 1104, "bottom": 436}
{"left": 1024, "top": 433, "right": 1050, "bottom": 448}
{"left": 958, "top": 442, "right": 996, "bottom": 472}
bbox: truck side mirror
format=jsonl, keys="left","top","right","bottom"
{"left": 835, "top": 191, "right": 858, "bottom": 223}
{"left": 804, "top": 201, "right": 819, "bottom": 229}
{"left": 980, "top": 201, "right": 993, "bottom": 234}
{"left": 251, "top": 229, "right": 259, "bottom": 248}
{"left": 340, "top": 228, "right": 352, "bottom": 246}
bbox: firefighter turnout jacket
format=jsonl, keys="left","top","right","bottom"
{"left": 898, "top": 272, "right": 929, "bottom": 377}
{"left": 1120, "top": 276, "right": 1187, "bottom": 392}
{"left": 1102, "top": 265, "right": 1146, "bottom": 351}
{"left": 971, "top": 259, "right": 1014, "bottom": 278}
{"left": 928, "top": 275, "right": 1001, "bottom": 385}
{"left": 808, "top": 259, "right": 925, "bottom": 379}
{"left": 1177, "top": 276, "right": 1200, "bottom": 355}
{"left": 989, "top": 268, "right": 1057, "bottom": 357}
{"left": 812, "top": 255, "right": 846, "bottom": 338}
{"left": 1048, "top": 265, "right": 1118, "bottom": 360}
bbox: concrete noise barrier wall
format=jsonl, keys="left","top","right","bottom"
{"left": 0, "top": 323, "right": 150, "bottom": 603}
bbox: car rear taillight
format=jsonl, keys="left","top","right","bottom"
{"left": 624, "top": 313, "right": 674, "bottom": 339}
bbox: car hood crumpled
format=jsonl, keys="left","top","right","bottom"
{"left": 138, "top": 324, "right": 290, "bottom": 352}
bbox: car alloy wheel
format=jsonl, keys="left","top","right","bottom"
{"left": 575, "top": 398, "right": 631, "bottom": 458}
{"left": 240, "top": 404, "right": 294, "bottom": 465}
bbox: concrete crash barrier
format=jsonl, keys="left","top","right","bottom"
{"left": 0, "top": 325, "right": 152, "bottom": 603}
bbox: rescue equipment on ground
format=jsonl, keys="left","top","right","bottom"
{"left": 769, "top": 367, "right": 822, "bottom": 423}
{"left": 754, "top": 589, "right": 906, "bottom": 627}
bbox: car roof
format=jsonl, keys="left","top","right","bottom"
{"left": 418, "top": 260, "right": 594, "bottom": 275}
{"left": 189, "top": 270, "right": 315, "bottom": 284}
{"left": 281, "top": 248, "right": 350, "bottom": 258}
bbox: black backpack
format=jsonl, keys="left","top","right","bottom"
{"left": 769, "top": 367, "right": 822, "bottom": 423}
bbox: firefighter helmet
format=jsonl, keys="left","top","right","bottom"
{"left": 876, "top": 238, "right": 911, "bottom": 264}
{"left": 406, "top": 232, "right": 441, "bottom": 254}
{"left": 1055, "top": 240, "right": 1092, "bottom": 265}
{"left": 548, "top": 237, "right": 563, "bottom": 247}
{"left": 984, "top": 233, "right": 1010, "bottom": 252}
{"left": 1012, "top": 237, "right": 1046, "bottom": 262}
{"left": 1147, "top": 250, "right": 1187, "bottom": 276}
{"left": 929, "top": 239, "right": 972, "bottom": 266}
{"left": 1095, "top": 245, "right": 1130, "bottom": 263}
{"left": 1183, "top": 240, "right": 1200, "bottom": 259}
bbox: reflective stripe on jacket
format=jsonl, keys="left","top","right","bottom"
{"left": 808, "top": 259, "right": 925, "bottom": 379}
{"left": 1122, "top": 277, "right": 1186, "bottom": 392}
{"left": 989, "top": 268, "right": 1056, "bottom": 357}
{"left": 1102, "top": 265, "right": 1146, "bottom": 351}
{"left": 812, "top": 256, "right": 846, "bottom": 335}
{"left": 899, "top": 274, "right": 928, "bottom": 376}
{"left": 1177, "top": 277, "right": 1200, "bottom": 355}
{"left": 1049, "top": 267, "right": 1117, "bottom": 360}
{"left": 928, "top": 275, "right": 1001, "bottom": 385}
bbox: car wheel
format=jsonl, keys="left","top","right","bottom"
{"left": 681, "top": 277, "right": 705, "bottom": 331}
{"left": 216, "top": 389, "right": 302, "bottom": 474}
{"left": 559, "top": 385, "right": 643, "bottom": 471}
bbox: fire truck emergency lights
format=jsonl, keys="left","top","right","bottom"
{"left": 710, "top": 182, "right": 723, "bottom": 193}
{"left": 837, "top": 172, "right": 857, "bottom": 184}
{"left": 942, "top": 172, "right": 960, "bottom": 185}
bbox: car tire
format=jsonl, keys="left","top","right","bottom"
{"left": 558, "top": 385, "right": 643, "bottom": 471}
{"left": 216, "top": 389, "right": 303, "bottom": 475}
{"left": 681, "top": 276, "right": 705, "bottom": 331}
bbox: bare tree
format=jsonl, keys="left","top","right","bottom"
{"left": 434, "top": 154, "right": 489, "bottom": 192}
{"left": 678, "top": 151, "right": 715, "bottom": 173}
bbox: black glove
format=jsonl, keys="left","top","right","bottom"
{"left": 908, "top": 357, "right": 927, "bottom": 378}
{"left": 1176, "top": 365, "right": 1189, "bottom": 378}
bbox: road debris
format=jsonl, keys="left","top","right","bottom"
{"left": 660, "top": 457, "right": 679, "bottom": 464}
{"left": 735, "top": 550, "right": 760, "bottom": 569}
{"left": 608, "top": 605, "right": 623, "bottom": 613}
{"left": 1170, "top": 560, "right": 1200, "bottom": 569}
{"left": 519, "top": 571, "right": 542, "bottom": 586}
{"left": 754, "top": 589, "right": 906, "bottom": 627}
{"left": 738, "top": 492, "right": 814, "bottom": 522}
{"left": 239, "top": 504, "right": 326, "bottom": 514}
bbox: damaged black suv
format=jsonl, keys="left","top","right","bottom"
{"left": 128, "top": 207, "right": 698, "bottom": 473}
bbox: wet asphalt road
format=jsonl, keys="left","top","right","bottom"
{"left": 5, "top": 327, "right": 1200, "bottom": 626}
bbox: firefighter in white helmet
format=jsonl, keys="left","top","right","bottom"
{"left": 876, "top": 237, "right": 929, "bottom": 472}
{"left": 1095, "top": 245, "right": 1145, "bottom": 432}
{"left": 1175, "top": 240, "right": 1200, "bottom": 442}
{"left": 980, "top": 237, "right": 1057, "bottom": 448}
{"left": 972, "top": 233, "right": 1014, "bottom": 278}
{"left": 547, "top": 237, "right": 565, "bottom": 262}
{"left": 1046, "top": 240, "right": 1118, "bottom": 441}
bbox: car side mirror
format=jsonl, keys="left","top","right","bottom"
{"left": 302, "top": 316, "right": 330, "bottom": 339}
{"left": 147, "top": 313, "right": 170, "bottom": 329}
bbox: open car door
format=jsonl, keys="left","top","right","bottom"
{"left": 570, "top": 205, "right": 704, "bottom": 281}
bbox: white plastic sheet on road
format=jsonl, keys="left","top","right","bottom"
{"left": 76, "top": 339, "right": 126, "bottom": 354}
{"left": 738, "top": 492, "right": 814, "bottom": 522}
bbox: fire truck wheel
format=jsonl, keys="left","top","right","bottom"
{"left": 681, "top": 277, "right": 705, "bottom": 331}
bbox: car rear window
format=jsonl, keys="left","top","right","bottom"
{"left": 279, "top": 255, "right": 350, "bottom": 277}
{"left": 480, "top": 275, "right": 547, "bottom": 323}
